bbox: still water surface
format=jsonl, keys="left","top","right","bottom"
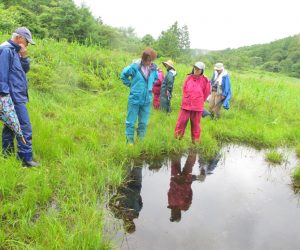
{"left": 108, "top": 145, "right": 300, "bottom": 250}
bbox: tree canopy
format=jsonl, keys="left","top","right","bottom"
{"left": 197, "top": 34, "right": 300, "bottom": 78}
{"left": 0, "top": 0, "right": 299, "bottom": 77}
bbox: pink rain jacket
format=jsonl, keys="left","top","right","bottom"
{"left": 152, "top": 69, "right": 164, "bottom": 95}
{"left": 180, "top": 74, "right": 211, "bottom": 111}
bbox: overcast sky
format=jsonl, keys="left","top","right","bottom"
{"left": 74, "top": 0, "right": 299, "bottom": 50}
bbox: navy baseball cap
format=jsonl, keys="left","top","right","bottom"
{"left": 15, "top": 27, "right": 35, "bottom": 45}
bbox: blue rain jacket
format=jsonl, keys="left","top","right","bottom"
{"left": 0, "top": 40, "right": 30, "bottom": 104}
{"left": 211, "top": 72, "right": 232, "bottom": 109}
{"left": 120, "top": 60, "right": 158, "bottom": 105}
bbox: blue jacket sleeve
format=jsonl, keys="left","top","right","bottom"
{"left": 222, "top": 75, "right": 232, "bottom": 109}
{"left": 120, "top": 65, "right": 134, "bottom": 87}
{"left": 20, "top": 57, "right": 30, "bottom": 73}
{"left": 222, "top": 75, "right": 231, "bottom": 97}
{"left": 0, "top": 48, "right": 11, "bottom": 93}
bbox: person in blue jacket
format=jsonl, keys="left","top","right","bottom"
{"left": 120, "top": 48, "right": 158, "bottom": 145}
{"left": 0, "top": 27, "right": 39, "bottom": 167}
{"left": 208, "top": 62, "right": 232, "bottom": 118}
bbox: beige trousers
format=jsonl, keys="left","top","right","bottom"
{"left": 208, "top": 91, "right": 223, "bottom": 118}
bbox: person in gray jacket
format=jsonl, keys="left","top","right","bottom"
{"left": 160, "top": 60, "right": 177, "bottom": 113}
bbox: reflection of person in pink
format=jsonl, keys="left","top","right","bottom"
{"left": 152, "top": 68, "right": 164, "bottom": 109}
{"left": 174, "top": 62, "right": 210, "bottom": 144}
{"left": 168, "top": 153, "right": 196, "bottom": 222}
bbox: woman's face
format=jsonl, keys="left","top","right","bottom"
{"left": 194, "top": 67, "right": 202, "bottom": 75}
{"left": 143, "top": 58, "right": 152, "bottom": 66}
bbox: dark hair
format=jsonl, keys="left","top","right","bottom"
{"left": 170, "top": 208, "right": 181, "bottom": 222}
{"left": 141, "top": 48, "right": 157, "bottom": 63}
{"left": 188, "top": 66, "right": 204, "bottom": 75}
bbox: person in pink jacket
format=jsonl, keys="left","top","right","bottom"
{"left": 152, "top": 68, "right": 164, "bottom": 109}
{"left": 174, "top": 62, "right": 211, "bottom": 143}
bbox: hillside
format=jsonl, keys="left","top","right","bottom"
{"left": 200, "top": 34, "right": 300, "bottom": 78}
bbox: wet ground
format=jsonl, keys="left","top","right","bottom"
{"left": 107, "top": 145, "right": 300, "bottom": 250}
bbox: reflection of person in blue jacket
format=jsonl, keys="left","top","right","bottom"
{"left": 109, "top": 167, "right": 143, "bottom": 234}
{"left": 208, "top": 63, "right": 231, "bottom": 118}
{"left": 120, "top": 48, "right": 158, "bottom": 145}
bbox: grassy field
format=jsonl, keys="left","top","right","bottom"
{"left": 1, "top": 35, "right": 300, "bottom": 249}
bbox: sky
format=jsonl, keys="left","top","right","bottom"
{"left": 74, "top": 0, "right": 300, "bottom": 50}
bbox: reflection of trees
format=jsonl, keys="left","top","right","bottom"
{"left": 168, "top": 153, "right": 196, "bottom": 222}
{"left": 109, "top": 167, "right": 143, "bottom": 233}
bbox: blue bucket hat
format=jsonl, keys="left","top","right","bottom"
{"left": 15, "top": 27, "right": 35, "bottom": 45}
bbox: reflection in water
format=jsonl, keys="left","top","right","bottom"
{"left": 168, "top": 153, "right": 196, "bottom": 222}
{"left": 166, "top": 152, "right": 221, "bottom": 222}
{"left": 148, "top": 156, "right": 166, "bottom": 172}
{"left": 292, "top": 179, "right": 300, "bottom": 194}
{"left": 109, "top": 167, "right": 143, "bottom": 233}
{"left": 108, "top": 145, "right": 300, "bottom": 250}
{"left": 196, "top": 153, "right": 221, "bottom": 182}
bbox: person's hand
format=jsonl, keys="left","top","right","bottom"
{"left": 166, "top": 90, "right": 170, "bottom": 97}
{"left": 19, "top": 44, "right": 28, "bottom": 58}
{"left": 221, "top": 95, "right": 225, "bottom": 100}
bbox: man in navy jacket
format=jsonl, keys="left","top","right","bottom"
{"left": 0, "top": 27, "right": 39, "bottom": 167}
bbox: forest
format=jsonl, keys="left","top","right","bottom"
{"left": 1, "top": 0, "right": 299, "bottom": 77}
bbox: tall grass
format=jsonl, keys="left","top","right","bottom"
{"left": 265, "top": 150, "right": 284, "bottom": 164}
{"left": 0, "top": 34, "right": 300, "bottom": 249}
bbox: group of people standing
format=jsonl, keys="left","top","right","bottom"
{"left": 0, "top": 27, "right": 231, "bottom": 167}
{"left": 120, "top": 48, "right": 232, "bottom": 145}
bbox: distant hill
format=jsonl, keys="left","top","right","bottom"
{"left": 0, "top": 1, "right": 299, "bottom": 77}
{"left": 200, "top": 34, "right": 300, "bottom": 78}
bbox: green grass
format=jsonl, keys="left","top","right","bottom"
{"left": 296, "top": 144, "right": 300, "bottom": 157}
{"left": 1, "top": 34, "right": 300, "bottom": 249}
{"left": 293, "top": 167, "right": 300, "bottom": 181}
{"left": 265, "top": 150, "right": 284, "bottom": 164}
{"left": 292, "top": 167, "right": 300, "bottom": 193}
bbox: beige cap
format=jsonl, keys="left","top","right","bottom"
{"left": 214, "top": 62, "right": 224, "bottom": 70}
{"left": 162, "top": 60, "right": 175, "bottom": 70}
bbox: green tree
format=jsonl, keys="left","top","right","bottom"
{"left": 262, "top": 61, "right": 280, "bottom": 72}
{"left": 289, "top": 51, "right": 300, "bottom": 63}
{"left": 142, "top": 34, "right": 155, "bottom": 47}
{"left": 279, "top": 59, "right": 293, "bottom": 72}
{"left": 291, "top": 62, "right": 300, "bottom": 77}
{"left": 156, "top": 30, "right": 180, "bottom": 58}
{"left": 250, "top": 56, "right": 263, "bottom": 67}
{"left": 179, "top": 25, "right": 190, "bottom": 49}
{"left": 156, "top": 21, "right": 191, "bottom": 59}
